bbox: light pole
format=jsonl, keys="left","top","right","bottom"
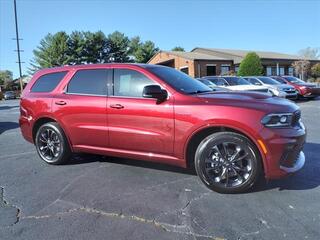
{"left": 13, "top": 0, "right": 24, "bottom": 93}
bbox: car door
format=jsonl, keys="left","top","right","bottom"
{"left": 107, "top": 67, "right": 174, "bottom": 155}
{"left": 52, "top": 68, "right": 111, "bottom": 148}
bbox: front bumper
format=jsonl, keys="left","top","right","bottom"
{"left": 259, "top": 121, "right": 306, "bottom": 179}
{"left": 280, "top": 151, "right": 305, "bottom": 173}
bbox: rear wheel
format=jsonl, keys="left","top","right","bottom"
{"left": 35, "top": 122, "right": 71, "bottom": 165}
{"left": 195, "top": 132, "right": 262, "bottom": 193}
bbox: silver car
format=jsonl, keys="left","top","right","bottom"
{"left": 244, "top": 76, "right": 297, "bottom": 99}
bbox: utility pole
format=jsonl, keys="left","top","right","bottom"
{"left": 13, "top": 0, "right": 24, "bottom": 93}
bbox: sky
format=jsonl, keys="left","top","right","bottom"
{"left": 1, "top": 0, "right": 319, "bottom": 78}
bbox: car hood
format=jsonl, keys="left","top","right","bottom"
{"left": 295, "top": 82, "right": 316, "bottom": 87}
{"left": 226, "top": 85, "right": 268, "bottom": 91}
{"left": 196, "top": 91, "right": 299, "bottom": 113}
{"left": 274, "top": 84, "right": 296, "bottom": 91}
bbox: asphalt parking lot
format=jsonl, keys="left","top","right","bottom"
{"left": 0, "top": 99, "right": 319, "bottom": 240}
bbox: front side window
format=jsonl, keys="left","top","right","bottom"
{"left": 31, "top": 71, "right": 67, "bottom": 92}
{"left": 67, "top": 69, "right": 109, "bottom": 95}
{"left": 113, "top": 69, "right": 155, "bottom": 97}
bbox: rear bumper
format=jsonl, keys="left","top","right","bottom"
{"left": 19, "top": 116, "right": 34, "bottom": 143}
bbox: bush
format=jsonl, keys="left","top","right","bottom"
{"left": 237, "top": 52, "right": 263, "bottom": 76}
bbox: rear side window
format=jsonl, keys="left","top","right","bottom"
{"left": 31, "top": 71, "right": 67, "bottom": 92}
{"left": 67, "top": 69, "right": 109, "bottom": 95}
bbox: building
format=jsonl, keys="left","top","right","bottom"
{"left": 148, "top": 47, "right": 320, "bottom": 77}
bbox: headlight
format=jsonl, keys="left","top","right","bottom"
{"left": 261, "top": 113, "right": 293, "bottom": 127}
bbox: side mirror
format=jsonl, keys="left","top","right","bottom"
{"left": 255, "top": 82, "right": 262, "bottom": 86}
{"left": 143, "top": 85, "right": 168, "bottom": 103}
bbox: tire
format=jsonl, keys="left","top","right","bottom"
{"left": 35, "top": 122, "right": 71, "bottom": 165}
{"left": 195, "top": 132, "right": 262, "bottom": 194}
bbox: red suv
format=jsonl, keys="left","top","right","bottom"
{"left": 271, "top": 76, "right": 320, "bottom": 99}
{"left": 20, "top": 64, "right": 306, "bottom": 193}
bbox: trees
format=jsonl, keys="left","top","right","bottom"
{"left": 292, "top": 60, "right": 310, "bottom": 80}
{"left": 171, "top": 46, "right": 185, "bottom": 52}
{"left": 311, "top": 63, "right": 320, "bottom": 78}
{"left": 133, "top": 41, "right": 159, "bottom": 63}
{"left": 298, "top": 47, "right": 320, "bottom": 60}
{"left": 0, "top": 70, "right": 13, "bottom": 87}
{"left": 237, "top": 52, "right": 263, "bottom": 76}
{"left": 30, "top": 32, "right": 70, "bottom": 72}
{"left": 29, "top": 31, "right": 159, "bottom": 71}
{"left": 106, "top": 31, "right": 131, "bottom": 63}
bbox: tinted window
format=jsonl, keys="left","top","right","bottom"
{"left": 31, "top": 71, "right": 67, "bottom": 92}
{"left": 257, "top": 77, "right": 279, "bottom": 85}
{"left": 271, "top": 76, "right": 287, "bottom": 84}
{"left": 114, "top": 69, "right": 155, "bottom": 97}
{"left": 283, "top": 76, "right": 305, "bottom": 83}
{"left": 246, "top": 78, "right": 261, "bottom": 85}
{"left": 223, "top": 77, "right": 250, "bottom": 86}
{"left": 146, "top": 66, "right": 211, "bottom": 94}
{"left": 67, "top": 69, "right": 108, "bottom": 95}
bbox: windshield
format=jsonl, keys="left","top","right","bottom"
{"left": 283, "top": 76, "right": 305, "bottom": 84}
{"left": 146, "top": 66, "right": 212, "bottom": 94}
{"left": 223, "top": 77, "right": 251, "bottom": 86}
{"left": 200, "top": 79, "right": 217, "bottom": 86}
{"left": 271, "top": 77, "right": 287, "bottom": 84}
{"left": 257, "top": 77, "right": 280, "bottom": 85}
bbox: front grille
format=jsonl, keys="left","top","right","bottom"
{"left": 249, "top": 89, "right": 269, "bottom": 93}
{"left": 284, "top": 90, "right": 296, "bottom": 94}
{"left": 291, "top": 110, "right": 301, "bottom": 127}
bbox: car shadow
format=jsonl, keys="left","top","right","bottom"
{"left": 0, "top": 122, "right": 20, "bottom": 134}
{"left": 0, "top": 105, "right": 19, "bottom": 111}
{"left": 66, "top": 142, "right": 319, "bottom": 192}
{"left": 68, "top": 153, "right": 196, "bottom": 175}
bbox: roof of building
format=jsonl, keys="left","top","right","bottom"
{"left": 192, "top": 47, "right": 303, "bottom": 60}
{"left": 154, "top": 51, "right": 231, "bottom": 61}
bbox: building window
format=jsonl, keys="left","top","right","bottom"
{"left": 235, "top": 66, "right": 239, "bottom": 73}
{"left": 220, "top": 65, "right": 230, "bottom": 75}
{"left": 288, "top": 67, "right": 294, "bottom": 76}
{"left": 279, "top": 67, "right": 285, "bottom": 76}
{"left": 206, "top": 64, "right": 216, "bottom": 76}
{"left": 180, "top": 66, "right": 189, "bottom": 75}
{"left": 266, "top": 66, "right": 277, "bottom": 76}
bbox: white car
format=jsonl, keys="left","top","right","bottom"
{"left": 202, "top": 76, "right": 272, "bottom": 95}
{"left": 244, "top": 76, "right": 297, "bottom": 99}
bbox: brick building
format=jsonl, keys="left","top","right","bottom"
{"left": 148, "top": 47, "right": 320, "bottom": 78}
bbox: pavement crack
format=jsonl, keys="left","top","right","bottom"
{"left": 21, "top": 206, "right": 224, "bottom": 239}
{"left": 0, "top": 186, "right": 21, "bottom": 226}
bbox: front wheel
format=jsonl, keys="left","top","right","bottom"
{"left": 35, "top": 122, "right": 71, "bottom": 165}
{"left": 195, "top": 132, "right": 262, "bottom": 193}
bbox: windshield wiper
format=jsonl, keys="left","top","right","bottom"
{"left": 187, "top": 90, "right": 213, "bottom": 95}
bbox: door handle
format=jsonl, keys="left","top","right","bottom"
{"left": 110, "top": 104, "right": 124, "bottom": 109}
{"left": 55, "top": 100, "right": 67, "bottom": 105}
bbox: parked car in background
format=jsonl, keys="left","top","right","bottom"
{"left": 271, "top": 76, "right": 320, "bottom": 99}
{"left": 196, "top": 78, "right": 230, "bottom": 91}
{"left": 201, "top": 76, "right": 271, "bottom": 95}
{"left": 243, "top": 76, "right": 296, "bottom": 99}
{"left": 20, "top": 64, "right": 306, "bottom": 193}
{"left": 4, "top": 91, "right": 16, "bottom": 100}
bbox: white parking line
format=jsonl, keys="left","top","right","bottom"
{"left": 0, "top": 151, "right": 36, "bottom": 159}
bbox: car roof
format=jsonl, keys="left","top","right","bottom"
{"left": 34, "top": 63, "right": 164, "bottom": 75}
